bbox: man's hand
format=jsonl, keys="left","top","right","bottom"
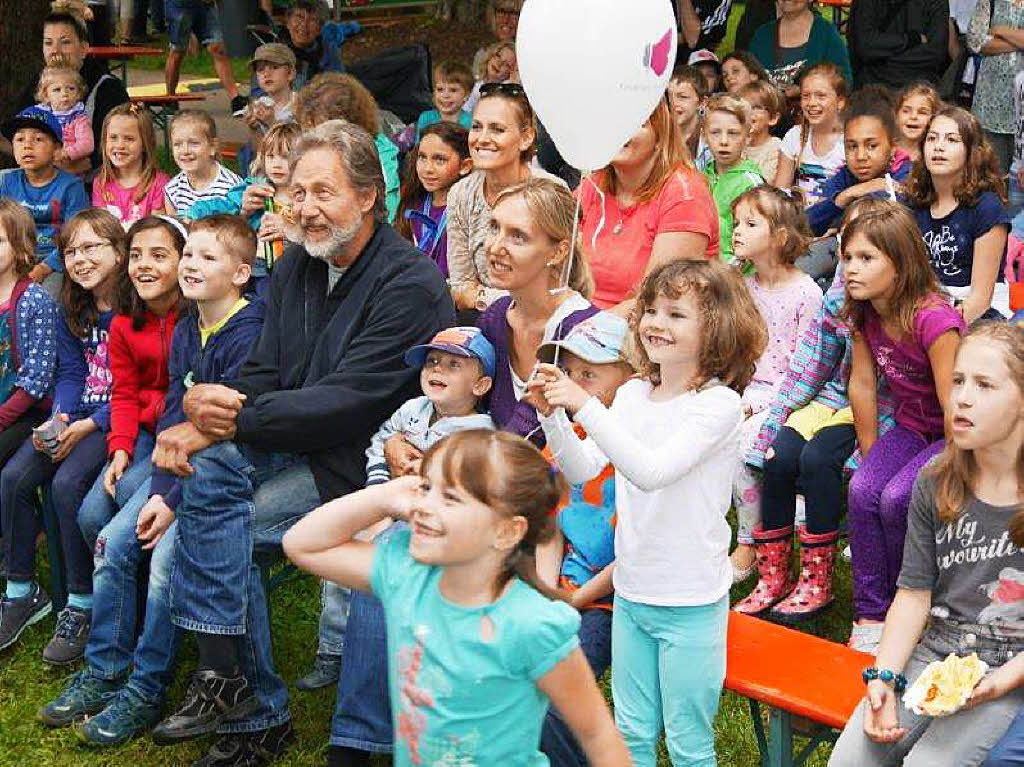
{"left": 137, "top": 494, "right": 175, "bottom": 550}
{"left": 383, "top": 434, "right": 423, "bottom": 477}
{"left": 103, "top": 449, "right": 131, "bottom": 496}
{"left": 183, "top": 384, "right": 245, "bottom": 438}
{"left": 152, "top": 422, "right": 215, "bottom": 476}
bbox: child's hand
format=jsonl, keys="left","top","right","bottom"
{"left": 51, "top": 415, "right": 93, "bottom": 462}
{"left": 526, "top": 363, "right": 561, "bottom": 417}
{"left": 137, "top": 494, "right": 175, "bottom": 550}
{"left": 384, "top": 475, "right": 422, "bottom": 521}
{"left": 241, "top": 183, "right": 275, "bottom": 217}
{"left": 251, "top": 101, "right": 274, "bottom": 126}
{"left": 258, "top": 212, "right": 287, "bottom": 242}
{"left": 28, "top": 263, "right": 53, "bottom": 284}
{"left": 863, "top": 680, "right": 905, "bottom": 743}
{"left": 383, "top": 433, "right": 423, "bottom": 477}
{"left": 103, "top": 449, "right": 131, "bottom": 496}
{"left": 540, "top": 365, "right": 592, "bottom": 415}
{"left": 967, "top": 663, "right": 1018, "bottom": 708}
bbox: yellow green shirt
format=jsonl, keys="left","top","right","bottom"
{"left": 199, "top": 298, "right": 249, "bottom": 348}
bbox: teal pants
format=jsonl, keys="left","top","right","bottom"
{"left": 611, "top": 594, "right": 728, "bottom": 766}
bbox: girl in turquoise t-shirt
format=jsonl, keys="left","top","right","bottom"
{"left": 284, "top": 429, "right": 628, "bottom": 767}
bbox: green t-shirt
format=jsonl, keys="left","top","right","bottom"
{"left": 371, "top": 528, "right": 581, "bottom": 765}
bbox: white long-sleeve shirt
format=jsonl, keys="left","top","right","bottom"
{"left": 540, "top": 379, "right": 742, "bottom": 606}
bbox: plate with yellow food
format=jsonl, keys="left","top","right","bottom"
{"left": 904, "top": 652, "right": 988, "bottom": 717}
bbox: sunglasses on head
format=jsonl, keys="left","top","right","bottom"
{"left": 479, "top": 81, "right": 527, "bottom": 99}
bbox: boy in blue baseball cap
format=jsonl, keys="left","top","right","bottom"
{"left": 297, "top": 326, "right": 497, "bottom": 691}
{"left": 0, "top": 107, "right": 88, "bottom": 295}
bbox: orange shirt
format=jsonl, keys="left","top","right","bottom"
{"left": 579, "top": 166, "right": 720, "bottom": 308}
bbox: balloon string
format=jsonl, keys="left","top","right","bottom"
{"left": 588, "top": 172, "right": 606, "bottom": 250}
{"left": 548, "top": 172, "right": 586, "bottom": 369}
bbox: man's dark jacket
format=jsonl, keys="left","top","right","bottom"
{"left": 849, "top": 0, "right": 950, "bottom": 89}
{"left": 230, "top": 223, "right": 455, "bottom": 501}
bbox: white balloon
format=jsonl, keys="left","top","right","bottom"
{"left": 516, "top": 0, "right": 677, "bottom": 172}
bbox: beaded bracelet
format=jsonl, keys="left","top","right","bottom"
{"left": 862, "top": 667, "right": 908, "bottom": 694}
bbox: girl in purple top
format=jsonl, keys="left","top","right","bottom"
{"left": 394, "top": 122, "right": 472, "bottom": 278}
{"left": 843, "top": 202, "right": 965, "bottom": 653}
{"left": 476, "top": 178, "right": 597, "bottom": 444}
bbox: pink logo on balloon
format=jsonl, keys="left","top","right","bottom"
{"left": 644, "top": 29, "right": 673, "bottom": 76}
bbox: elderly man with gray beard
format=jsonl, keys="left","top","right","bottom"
{"left": 147, "top": 120, "right": 454, "bottom": 766}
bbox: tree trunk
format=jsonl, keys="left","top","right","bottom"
{"left": 0, "top": 0, "right": 49, "bottom": 167}
{"left": 0, "top": 0, "right": 48, "bottom": 122}
{"left": 436, "top": 0, "right": 487, "bottom": 24}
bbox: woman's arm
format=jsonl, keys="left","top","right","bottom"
{"left": 676, "top": 0, "right": 702, "bottom": 49}
{"left": 537, "top": 649, "right": 632, "bottom": 766}
{"left": 969, "top": 651, "right": 1024, "bottom": 707}
{"left": 282, "top": 476, "right": 418, "bottom": 593}
{"left": 849, "top": 330, "right": 880, "bottom": 457}
{"left": 445, "top": 184, "right": 483, "bottom": 309}
{"left": 992, "top": 25, "right": 1024, "bottom": 49}
{"left": 961, "top": 225, "right": 1007, "bottom": 324}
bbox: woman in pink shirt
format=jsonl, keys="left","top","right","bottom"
{"left": 579, "top": 100, "right": 720, "bottom": 311}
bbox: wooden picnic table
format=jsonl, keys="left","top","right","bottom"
{"left": 130, "top": 93, "right": 207, "bottom": 147}
{"left": 87, "top": 45, "right": 164, "bottom": 83}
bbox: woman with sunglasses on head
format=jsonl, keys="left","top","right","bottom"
{"left": 447, "top": 82, "right": 567, "bottom": 320}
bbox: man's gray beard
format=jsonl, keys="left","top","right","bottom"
{"left": 287, "top": 218, "right": 362, "bottom": 263}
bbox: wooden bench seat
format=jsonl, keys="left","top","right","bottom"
{"left": 725, "top": 612, "right": 872, "bottom": 766}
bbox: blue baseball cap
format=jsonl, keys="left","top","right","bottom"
{"left": 2, "top": 106, "right": 63, "bottom": 145}
{"left": 404, "top": 326, "right": 496, "bottom": 379}
{"left": 537, "top": 311, "right": 629, "bottom": 365}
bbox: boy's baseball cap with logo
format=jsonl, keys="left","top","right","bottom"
{"left": 250, "top": 42, "right": 298, "bottom": 70}
{"left": 537, "top": 311, "right": 629, "bottom": 365}
{"left": 1, "top": 106, "right": 63, "bottom": 145}
{"left": 405, "top": 326, "right": 496, "bottom": 378}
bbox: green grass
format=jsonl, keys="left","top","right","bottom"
{"left": 129, "top": 33, "right": 254, "bottom": 85}
{"left": 0, "top": 515, "right": 854, "bottom": 766}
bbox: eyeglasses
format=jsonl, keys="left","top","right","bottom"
{"left": 63, "top": 241, "right": 110, "bottom": 260}
{"left": 479, "top": 81, "right": 527, "bottom": 100}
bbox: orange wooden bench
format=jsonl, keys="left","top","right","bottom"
{"left": 220, "top": 141, "right": 243, "bottom": 162}
{"left": 725, "top": 612, "right": 872, "bottom": 766}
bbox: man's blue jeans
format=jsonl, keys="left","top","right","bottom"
{"left": 87, "top": 477, "right": 181, "bottom": 704}
{"left": 170, "top": 442, "right": 321, "bottom": 732}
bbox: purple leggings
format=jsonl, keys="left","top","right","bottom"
{"left": 847, "top": 424, "right": 945, "bottom": 621}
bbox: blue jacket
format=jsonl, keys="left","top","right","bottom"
{"left": 806, "top": 152, "right": 913, "bottom": 235}
{"left": 149, "top": 298, "right": 266, "bottom": 507}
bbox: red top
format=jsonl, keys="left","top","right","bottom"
{"left": 579, "top": 166, "right": 720, "bottom": 308}
{"left": 108, "top": 309, "right": 178, "bottom": 458}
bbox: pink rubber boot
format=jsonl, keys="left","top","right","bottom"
{"left": 732, "top": 525, "right": 794, "bottom": 616}
{"left": 770, "top": 526, "right": 839, "bottom": 624}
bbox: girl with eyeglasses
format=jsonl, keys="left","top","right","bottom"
{"left": 0, "top": 208, "right": 127, "bottom": 663}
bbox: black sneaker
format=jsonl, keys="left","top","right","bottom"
{"left": 230, "top": 95, "right": 249, "bottom": 115}
{"left": 0, "top": 583, "right": 52, "bottom": 652}
{"left": 151, "top": 668, "right": 259, "bottom": 744}
{"left": 295, "top": 652, "right": 341, "bottom": 691}
{"left": 191, "top": 722, "right": 294, "bottom": 766}
{"left": 43, "top": 606, "right": 91, "bottom": 665}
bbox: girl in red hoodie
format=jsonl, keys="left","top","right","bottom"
{"left": 77, "top": 216, "right": 184, "bottom": 554}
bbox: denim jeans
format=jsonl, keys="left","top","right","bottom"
{"left": 77, "top": 429, "right": 155, "bottom": 548}
{"left": 169, "top": 442, "right": 321, "bottom": 732}
{"left": 329, "top": 588, "right": 393, "bottom": 752}
{"left": 540, "top": 608, "right": 613, "bottom": 767}
{"left": 87, "top": 477, "right": 181, "bottom": 704}
{"left": 1, "top": 429, "right": 108, "bottom": 594}
{"left": 986, "top": 706, "right": 1024, "bottom": 766}
{"left": 831, "top": 621, "right": 1024, "bottom": 766}
{"left": 317, "top": 581, "right": 350, "bottom": 656}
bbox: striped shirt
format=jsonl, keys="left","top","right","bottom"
{"left": 165, "top": 164, "right": 243, "bottom": 218}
